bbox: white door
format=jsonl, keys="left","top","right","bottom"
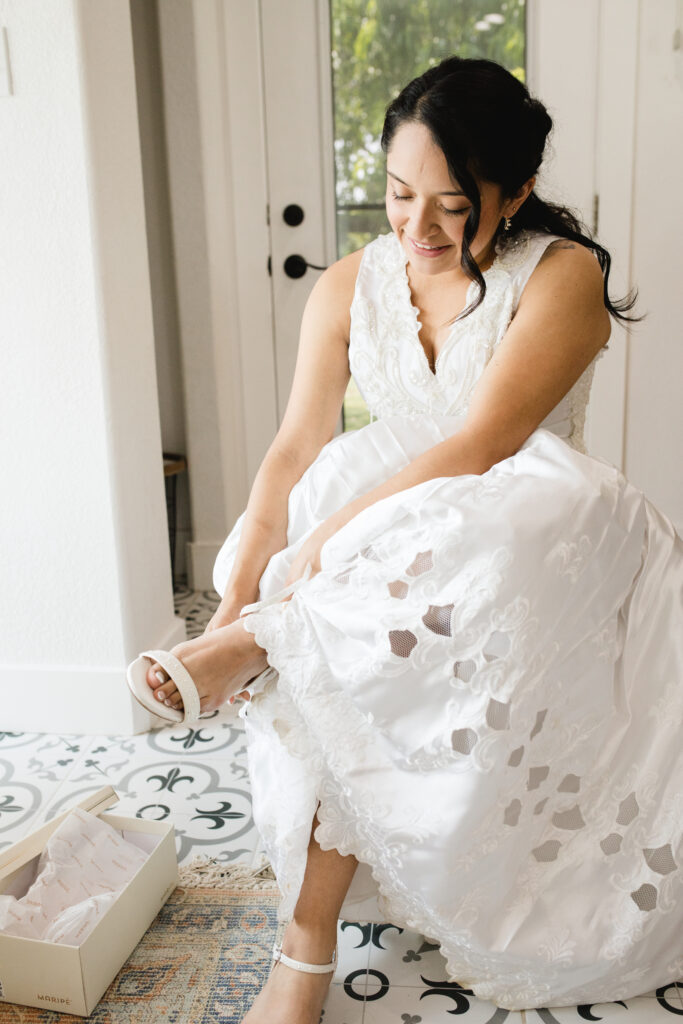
{"left": 252, "top": 0, "right": 627, "bottom": 463}
{"left": 259, "top": 0, "right": 338, "bottom": 426}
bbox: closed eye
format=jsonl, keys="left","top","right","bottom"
{"left": 390, "top": 190, "right": 470, "bottom": 217}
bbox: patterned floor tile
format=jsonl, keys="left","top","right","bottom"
{"left": 133, "top": 708, "right": 246, "bottom": 760}
{"left": 29, "top": 754, "right": 255, "bottom": 832}
{"left": 532, "top": 995, "right": 683, "bottom": 1020}
{"left": 0, "top": 732, "right": 91, "bottom": 849}
{"left": 333, "top": 920, "right": 373, "bottom": 987}
{"left": 177, "top": 588, "right": 221, "bottom": 639}
{"left": 637, "top": 981, "right": 683, "bottom": 1005}
{"left": 0, "top": 777, "right": 53, "bottom": 851}
{"left": 246, "top": 835, "right": 270, "bottom": 872}
{"left": 0, "top": 730, "right": 92, "bottom": 781}
{"left": 172, "top": 578, "right": 197, "bottom": 619}
{"left": 55, "top": 729, "right": 246, "bottom": 802}
{"left": 361, "top": 981, "right": 521, "bottom": 1022}
{"left": 168, "top": 807, "right": 259, "bottom": 867}
{"left": 366, "top": 924, "right": 448, "bottom": 988}
{"left": 321, "top": 980, "right": 367, "bottom": 1024}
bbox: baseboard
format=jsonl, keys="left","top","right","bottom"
{"left": 187, "top": 540, "right": 222, "bottom": 592}
{"left": 0, "top": 617, "right": 188, "bottom": 736}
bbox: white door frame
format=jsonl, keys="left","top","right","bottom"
{"left": 527, "top": 0, "right": 638, "bottom": 471}
{"left": 259, "top": 0, "right": 339, "bottom": 426}
{"left": 592, "top": 0, "right": 639, "bottom": 473}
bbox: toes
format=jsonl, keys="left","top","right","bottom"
{"left": 146, "top": 662, "right": 168, "bottom": 690}
{"left": 145, "top": 662, "right": 184, "bottom": 710}
{"left": 142, "top": 658, "right": 187, "bottom": 714}
{"left": 162, "top": 685, "right": 183, "bottom": 710}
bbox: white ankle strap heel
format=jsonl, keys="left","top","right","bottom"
{"left": 272, "top": 942, "right": 337, "bottom": 974}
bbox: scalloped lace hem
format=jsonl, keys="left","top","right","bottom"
{"left": 238, "top": 602, "right": 668, "bottom": 1012}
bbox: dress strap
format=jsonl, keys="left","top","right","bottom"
{"left": 239, "top": 561, "right": 314, "bottom": 617}
{"left": 509, "top": 233, "right": 565, "bottom": 292}
{"left": 508, "top": 233, "right": 565, "bottom": 306}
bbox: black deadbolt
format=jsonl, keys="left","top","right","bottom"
{"left": 283, "top": 204, "right": 305, "bottom": 226}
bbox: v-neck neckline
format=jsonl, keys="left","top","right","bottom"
{"left": 398, "top": 237, "right": 506, "bottom": 380}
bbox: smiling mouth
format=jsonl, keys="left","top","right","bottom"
{"left": 408, "top": 237, "right": 451, "bottom": 254}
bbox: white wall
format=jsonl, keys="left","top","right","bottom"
{"left": 527, "top": 0, "right": 628, "bottom": 471}
{"left": 624, "top": 2, "right": 683, "bottom": 526}
{"left": 528, "top": 0, "right": 683, "bottom": 533}
{"left": 129, "top": 0, "right": 190, "bottom": 583}
{"left": 154, "top": 0, "right": 266, "bottom": 592}
{"left": 0, "top": 0, "right": 185, "bottom": 734}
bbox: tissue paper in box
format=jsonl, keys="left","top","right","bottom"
{"left": 0, "top": 786, "right": 178, "bottom": 1016}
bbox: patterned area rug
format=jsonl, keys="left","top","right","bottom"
{"left": 0, "top": 859, "right": 284, "bottom": 1023}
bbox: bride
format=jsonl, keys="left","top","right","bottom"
{"left": 127, "top": 56, "right": 683, "bottom": 1018}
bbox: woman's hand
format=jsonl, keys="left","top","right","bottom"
{"left": 284, "top": 514, "right": 345, "bottom": 588}
{"left": 205, "top": 593, "right": 257, "bottom": 704}
{"left": 204, "top": 594, "right": 251, "bottom": 634}
{"left": 208, "top": 513, "right": 346, "bottom": 704}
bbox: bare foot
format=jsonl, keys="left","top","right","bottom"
{"left": 242, "top": 919, "right": 337, "bottom": 1024}
{"left": 145, "top": 619, "right": 268, "bottom": 714}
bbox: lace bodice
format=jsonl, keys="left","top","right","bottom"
{"left": 349, "top": 230, "right": 608, "bottom": 454}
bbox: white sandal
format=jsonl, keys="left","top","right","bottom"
{"left": 271, "top": 941, "right": 338, "bottom": 975}
{"left": 125, "top": 563, "right": 314, "bottom": 724}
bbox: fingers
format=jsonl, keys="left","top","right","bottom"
{"left": 228, "top": 690, "right": 252, "bottom": 705}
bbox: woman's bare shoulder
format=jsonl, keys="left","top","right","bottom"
{"left": 536, "top": 237, "right": 603, "bottom": 280}
{"left": 316, "top": 245, "right": 365, "bottom": 294}
{"left": 305, "top": 245, "right": 368, "bottom": 337}
{"left": 525, "top": 237, "right": 606, "bottom": 306}
{"left": 517, "top": 235, "right": 610, "bottom": 344}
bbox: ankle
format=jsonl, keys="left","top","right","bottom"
{"left": 281, "top": 917, "right": 338, "bottom": 964}
{"left": 236, "top": 619, "right": 269, "bottom": 674}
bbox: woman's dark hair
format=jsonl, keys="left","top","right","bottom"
{"left": 381, "top": 56, "right": 639, "bottom": 323}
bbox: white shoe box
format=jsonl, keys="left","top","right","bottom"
{"left": 0, "top": 785, "right": 178, "bottom": 1016}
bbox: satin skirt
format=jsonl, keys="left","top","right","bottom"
{"left": 212, "top": 414, "right": 683, "bottom": 1010}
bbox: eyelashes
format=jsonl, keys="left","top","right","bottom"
{"left": 389, "top": 190, "right": 470, "bottom": 216}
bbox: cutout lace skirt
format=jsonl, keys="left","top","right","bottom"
{"left": 212, "top": 413, "right": 683, "bottom": 1011}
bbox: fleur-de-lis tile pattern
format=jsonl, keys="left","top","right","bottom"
{"left": 1, "top": 582, "right": 682, "bottom": 1023}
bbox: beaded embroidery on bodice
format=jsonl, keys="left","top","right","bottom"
{"left": 348, "top": 230, "right": 608, "bottom": 455}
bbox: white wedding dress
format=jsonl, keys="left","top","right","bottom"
{"left": 212, "top": 230, "right": 683, "bottom": 1010}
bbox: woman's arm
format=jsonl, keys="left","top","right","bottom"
{"left": 219, "top": 446, "right": 321, "bottom": 608}
{"left": 217, "top": 249, "right": 361, "bottom": 610}
{"left": 285, "top": 243, "right": 611, "bottom": 582}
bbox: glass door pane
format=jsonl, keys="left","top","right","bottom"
{"left": 329, "top": 0, "right": 526, "bottom": 431}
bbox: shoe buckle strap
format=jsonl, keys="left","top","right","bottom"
{"left": 272, "top": 942, "right": 337, "bottom": 974}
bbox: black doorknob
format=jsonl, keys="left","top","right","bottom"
{"left": 283, "top": 204, "right": 304, "bottom": 226}
{"left": 283, "top": 254, "right": 328, "bottom": 278}
{"left": 283, "top": 254, "right": 308, "bottom": 278}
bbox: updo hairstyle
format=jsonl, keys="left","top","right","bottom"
{"left": 381, "top": 56, "right": 638, "bottom": 322}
